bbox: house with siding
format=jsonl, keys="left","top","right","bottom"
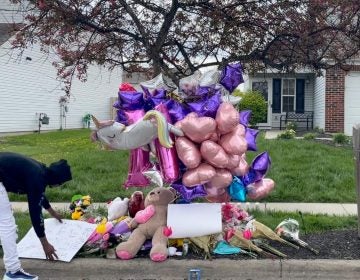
{"left": 0, "top": 2, "right": 122, "bottom": 134}
{"left": 243, "top": 64, "right": 360, "bottom": 136}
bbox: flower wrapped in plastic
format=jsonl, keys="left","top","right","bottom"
{"left": 275, "top": 218, "right": 319, "bottom": 255}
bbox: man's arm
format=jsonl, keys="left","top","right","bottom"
{"left": 27, "top": 189, "right": 58, "bottom": 260}
{"left": 41, "top": 195, "right": 62, "bottom": 223}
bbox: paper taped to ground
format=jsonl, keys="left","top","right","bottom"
{"left": 167, "top": 203, "right": 222, "bottom": 238}
{"left": 17, "top": 218, "right": 96, "bottom": 262}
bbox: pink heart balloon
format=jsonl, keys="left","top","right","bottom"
{"left": 175, "top": 137, "right": 201, "bottom": 169}
{"left": 230, "top": 154, "right": 249, "bottom": 176}
{"left": 182, "top": 163, "right": 216, "bottom": 187}
{"left": 247, "top": 178, "right": 275, "bottom": 200}
{"left": 216, "top": 102, "right": 240, "bottom": 135}
{"left": 207, "top": 169, "right": 233, "bottom": 189}
{"left": 200, "top": 140, "right": 229, "bottom": 168}
{"left": 204, "top": 184, "right": 226, "bottom": 197}
{"left": 226, "top": 154, "right": 241, "bottom": 169}
{"left": 206, "top": 191, "right": 231, "bottom": 203}
{"left": 219, "top": 124, "right": 248, "bottom": 155}
{"left": 175, "top": 113, "right": 217, "bottom": 143}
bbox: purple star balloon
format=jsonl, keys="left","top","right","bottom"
{"left": 171, "top": 181, "right": 207, "bottom": 202}
{"left": 239, "top": 110, "right": 252, "bottom": 127}
{"left": 118, "top": 91, "right": 144, "bottom": 111}
{"left": 165, "top": 99, "right": 190, "bottom": 123}
{"left": 187, "top": 91, "right": 221, "bottom": 118}
{"left": 245, "top": 127, "right": 260, "bottom": 151}
{"left": 251, "top": 152, "right": 271, "bottom": 181}
{"left": 219, "top": 63, "right": 244, "bottom": 93}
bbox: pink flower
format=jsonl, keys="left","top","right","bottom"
{"left": 243, "top": 229, "right": 252, "bottom": 240}
{"left": 163, "top": 226, "right": 172, "bottom": 237}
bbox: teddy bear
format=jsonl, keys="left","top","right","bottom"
{"left": 115, "top": 187, "right": 176, "bottom": 262}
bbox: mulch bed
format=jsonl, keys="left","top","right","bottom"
{"left": 167, "top": 229, "right": 360, "bottom": 261}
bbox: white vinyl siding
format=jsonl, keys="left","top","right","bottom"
{"left": 0, "top": 39, "right": 122, "bottom": 133}
{"left": 344, "top": 71, "right": 360, "bottom": 136}
{"left": 313, "top": 71, "right": 326, "bottom": 130}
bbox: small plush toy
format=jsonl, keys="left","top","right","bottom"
{"left": 128, "top": 191, "right": 145, "bottom": 218}
{"left": 107, "top": 197, "right": 129, "bottom": 221}
{"left": 116, "top": 187, "right": 176, "bottom": 262}
{"left": 69, "top": 194, "right": 92, "bottom": 220}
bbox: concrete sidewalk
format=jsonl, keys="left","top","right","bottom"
{"left": 10, "top": 201, "right": 358, "bottom": 216}
{"left": 1, "top": 258, "right": 360, "bottom": 280}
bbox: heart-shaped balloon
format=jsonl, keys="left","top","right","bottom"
{"left": 175, "top": 113, "right": 217, "bottom": 143}
{"left": 175, "top": 137, "right": 201, "bottom": 169}
{"left": 226, "top": 154, "right": 241, "bottom": 169}
{"left": 246, "top": 178, "right": 275, "bottom": 200}
{"left": 216, "top": 102, "right": 240, "bottom": 135}
{"left": 206, "top": 191, "right": 231, "bottom": 203}
{"left": 207, "top": 169, "right": 233, "bottom": 189}
{"left": 182, "top": 163, "right": 216, "bottom": 187}
{"left": 200, "top": 140, "right": 229, "bottom": 168}
{"left": 230, "top": 154, "right": 249, "bottom": 176}
{"left": 219, "top": 124, "right": 248, "bottom": 155}
{"left": 204, "top": 184, "right": 226, "bottom": 197}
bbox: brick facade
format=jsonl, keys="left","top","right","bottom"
{"left": 325, "top": 64, "right": 360, "bottom": 133}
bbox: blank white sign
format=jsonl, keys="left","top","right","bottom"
{"left": 167, "top": 203, "right": 222, "bottom": 238}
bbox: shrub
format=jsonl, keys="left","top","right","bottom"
{"left": 277, "top": 129, "right": 296, "bottom": 139}
{"left": 286, "top": 121, "right": 297, "bottom": 131}
{"left": 333, "top": 133, "right": 348, "bottom": 145}
{"left": 237, "top": 90, "right": 267, "bottom": 126}
{"left": 314, "top": 126, "right": 325, "bottom": 134}
{"left": 303, "top": 133, "right": 316, "bottom": 140}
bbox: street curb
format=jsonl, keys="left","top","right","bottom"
{"left": 1, "top": 258, "right": 360, "bottom": 280}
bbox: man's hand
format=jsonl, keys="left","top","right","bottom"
{"left": 47, "top": 207, "right": 63, "bottom": 223}
{"left": 40, "top": 237, "right": 58, "bottom": 261}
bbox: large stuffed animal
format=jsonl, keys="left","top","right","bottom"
{"left": 90, "top": 110, "right": 183, "bottom": 150}
{"left": 116, "top": 187, "right": 176, "bottom": 262}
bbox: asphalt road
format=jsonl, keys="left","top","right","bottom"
{"left": 1, "top": 258, "right": 360, "bottom": 280}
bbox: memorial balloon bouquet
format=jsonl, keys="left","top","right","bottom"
{"left": 91, "top": 63, "right": 275, "bottom": 203}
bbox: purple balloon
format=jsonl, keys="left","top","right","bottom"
{"left": 144, "top": 88, "right": 168, "bottom": 110}
{"left": 187, "top": 92, "right": 221, "bottom": 118}
{"left": 219, "top": 63, "right": 244, "bottom": 93}
{"left": 245, "top": 127, "right": 259, "bottom": 151}
{"left": 171, "top": 180, "right": 207, "bottom": 202}
{"left": 118, "top": 91, "right": 144, "bottom": 111}
{"left": 113, "top": 100, "right": 121, "bottom": 109}
{"left": 115, "top": 109, "right": 128, "bottom": 125}
{"left": 195, "top": 85, "right": 218, "bottom": 97}
{"left": 251, "top": 152, "right": 271, "bottom": 181}
{"left": 165, "top": 99, "right": 189, "bottom": 123}
{"left": 239, "top": 110, "right": 252, "bottom": 127}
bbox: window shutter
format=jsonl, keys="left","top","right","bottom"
{"left": 296, "top": 79, "right": 305, "bottom": 113}
{"left": 272, "top": 79, "right": 281, "bottom": 113}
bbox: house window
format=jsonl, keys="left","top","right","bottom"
{"left": 282, "top": 78, "right": 295, "bottom": 112}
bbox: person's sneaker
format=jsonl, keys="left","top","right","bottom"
{"left": 3, "top": 269, "right": 38, "bottom": 280}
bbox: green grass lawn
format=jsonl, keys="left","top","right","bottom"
{"left": 0, "top": 129, "right": 356, "bottom": 203}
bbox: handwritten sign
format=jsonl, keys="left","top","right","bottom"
{"left": 17, "top": 218, "right": 96, "bottom": 262}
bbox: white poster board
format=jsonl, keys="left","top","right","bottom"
{"left": 167, "top": 203, "right": 222, "bottom": 238}
{"left": 17, "top": 218, "right": 97, "bottom": 262}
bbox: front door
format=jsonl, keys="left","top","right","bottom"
{"left": 251, "top": 79, "right": 272, "bottom": 128}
